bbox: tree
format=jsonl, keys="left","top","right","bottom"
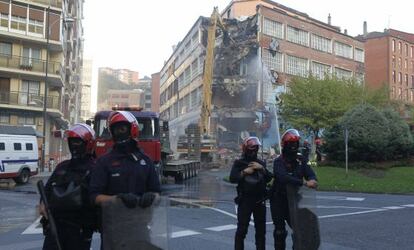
{"left": 279, "top": 76, "right": 389, "bottom": 139}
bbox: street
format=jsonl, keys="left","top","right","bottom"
{"left": 1, "top": 168, "right": 414, "bottom": 250}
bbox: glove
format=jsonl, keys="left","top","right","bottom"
{"left": 117, "top": 193, "right": 139, "bottom": 208}
{"left": 139, "top": 192, "right": 156, "bottom": 208}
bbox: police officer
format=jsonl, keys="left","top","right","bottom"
{"left": 230, "top": 136, "right": 272, "bottom": 250}
{"left": 301, "top": 140, "right": 310, "bottom": 163}
{"left": 39, "top": 123, "right": 97, "bottom": 250}
{"left": 90, "top": 110, "right": 160, "bottom": 209}
{"left": 270, "top": 129, "right": 318, "bottom": 250}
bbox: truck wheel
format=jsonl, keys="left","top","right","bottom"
{"left": 15, "top": 169, "right": 30, "bottom": 185}
{"left": 175, "top": 172, "right": 183, "bottom": 184}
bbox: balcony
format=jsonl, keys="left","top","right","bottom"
{"left": 0, "top": 91, "right": 62, "bottom": 115}
{"left": 27, "top": 0, "right": 63, "bottom": 9}
{"left": 0, "top": 54, "right": 63, "bottom": 87}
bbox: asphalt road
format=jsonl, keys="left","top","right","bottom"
{"left": 1, "top": 168, "right": 414, "bottom": 249}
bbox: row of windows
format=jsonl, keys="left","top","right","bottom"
{"left": 0, "top": 113, "right": 37, "bottom": 125}
{"left": 391, "top": 87, "right": 414, "bottom": 102}
{"left": 262, "top": 18, "right": 364, "bottom": 62}
{"left": 262, "top": 49, "right": 359, "bottom": 81}
{"left": 161, "top": 87, "right": 202, "bottom": 120}
{"left": 392, "top": 56, "right": 414, "bottom": 72}
{"left": 0, "top": 142, "right": 33, "bottom": 151}
{"left": 392, "top": 40, "right": 414, "bottom": 58}
{"left": 392, "top": 71, "right": 414, "bottom": 86}
{"left": 1, "top": 13, "right": 44, "bottom": 35}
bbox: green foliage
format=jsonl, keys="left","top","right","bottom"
{"left": 324, "top": 104, "right": 413, "bottom": 162}
{"left": 279, "top": 76, "right": 388, "bottom": 137}
{"left": 382, "top": 108, "right": 413, "bottom": 158}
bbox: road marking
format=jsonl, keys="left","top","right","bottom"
{"left": 171, "top": 230, "right": 201, "bottom": 238}
{"left": 21, "top": 216, "right": 42, "bottom": 235}
{"left": 317, "top": 205, "right": 377, "bottom": 210}
{"left": 402, "top": 204, "right": 414, "bottom": 208}
{"left": 318, "top": 208, "right": 388, "bottom": 219}
{"left": 382, "top": 206, "right": 404, "bottom": 210}
{"left": 205, "top": 224, "right": 237, "bottom": 232}
{"left": 316, "top": 195, "right": 365, "bottom": 201}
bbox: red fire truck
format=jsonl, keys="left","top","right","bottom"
{"left": 92, "top": 107, "right": 199, "bottom": 183}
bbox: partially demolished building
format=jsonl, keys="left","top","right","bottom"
{"left": 160, "top": 0, "right": 365, "bottom": 153}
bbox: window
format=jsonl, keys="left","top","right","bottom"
{"left": 411, "top": 46, "right": 413, "bottom": 58}
{"left": 18, "top": 115, "right": 35, "bottom": 125}
{"left": 25, "top": 143, "right": 33, "bottom": 151}
{"left": 406, "top": 74, "right": 409, "bottom": 85}
{"left": 398, "top": 72, "right": 402, "bottom": 83}
{"left": 191, "top": 59, "right": 199, "bottom": 78}
{"left": 14, "top": 143, "right": 21, "bottom": 151}
{"left": 28, "top": 19, "right": 43, "bottom": 34}
{"left": 334, "top": 41, "right": 353, "bottom": 59}
{"left": 392, "top": 56, "right": 396, "bottom": 68}
{"left": 392, "top": 71, "right": 396, "bottom": 83}
{"left": 19, "top": 80, "right": 40, "bottom": 105}
{"left": 0, "top": 113, "right": 9, "bottom": 123}
{"left": 398, "top": 88, "right": 402, "bottom": 99}
{"left": 177, "top": 73, "right": 184, "bottom": 90}
{"left": 184, "top": 66, "right": 191, "bottom": 86}
{"left": 311, "top": 61, "right": 331, "bottom": 79}
{"left": 405, "top": 59, "right": 408, "bottom": 69}
{"left": 191, "top": 31, "right": 199, "bottom": 46}
{"left": 263, "top": 18, "right": 283, "bottom": 39}
{"left": 11, "top": 15, "right": 26, "bottom": 31}
{"left": 286, "top": 26, "right": 308, "bottom": 46}
{"left": 0, "top": 42, "right": 12, "bottom": 56}
{"left": 399, "top": 42, "right": 402, "bottom": 54}
{"left": 286, "top": 55, "right": 308, "bottom": 77}
{"left": 22, "top": 47, "right": 41, "bottom": 66}
{"left": 0, "top": 142, "right": 4, "bottom": 150}
{"left": 334, "top": 67, "right": 352, "bottom": 80}
{"left": 398, "top": 58, "right": 401, "bottom": 68}
{"left": 311, "top": 34, "right": 331, "bottom": 53}
{"left": 354, "top": 48, "right": 364, "bottom": 62}
{"left": 355, "top": 72, "right": 365, "bottom": 84}
{"left": 0, "top": 13, "right": 8, "bottom": 28}
{"left": 262, "top": 49, "right": 283, "bottom": 72}
{"left": 190, "top": 89, "right": 197, "bottom": 107}
{"left": 392, "top": 40, "right": 396, "bottom": 52}
{"left": 406, "top": 44, "right": 409, "bottom": 57}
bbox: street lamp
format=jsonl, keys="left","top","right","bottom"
{"left": 41, "top": 7, "right": 75, "bottom": 172}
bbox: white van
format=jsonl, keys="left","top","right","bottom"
{"left": 0, "top": 132, "right": 39, "bottom": 184}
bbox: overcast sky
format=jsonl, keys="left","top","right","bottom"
{"left": 83, "top": 0, "right": 414, "bottom": 112}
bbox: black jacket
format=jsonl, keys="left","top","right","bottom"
{"left": 230, "top": 157, "right": 272, "bottom": 199}
{"left": 272, "top": 155, "right": 317, "bottom": 195}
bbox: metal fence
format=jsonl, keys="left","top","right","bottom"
{"left": 0, "top": 53, "right": 62, "bottom": 76}
{"left": 0, "top": 91, "right": 60, "bottom": 110}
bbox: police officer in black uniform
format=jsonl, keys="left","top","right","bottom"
{"left": 39, "top": 123, "right": 97, "bottom": 250}
{"left": 270, "top": 129, "right": 318, "bottom": 250}
{"left": 90, "top": 110, "right": 160, "bottom": 210}
{"left": 230, "top": 136, "right": 272, "bottom": 250}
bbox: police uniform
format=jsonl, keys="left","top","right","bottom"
{"left": 89, "top": 141, "right": 161, "bottom": 204}
{"left": 270, "top": 156, "right": 317, "bottom": 250}
{"left": 230, "top": 157, "right": 272, "bottom": 250}
{"left": 42, "top": 157, "right": 97, "bottom": 250}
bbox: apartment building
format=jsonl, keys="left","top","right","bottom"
{"left": 160, "top": 0, "right": 365, "bottom": 151}
{"left": 137, "top": 76, "right": 152, "bottom": 110}
{"left": 79, "top": 58, "right": 92, "bottom": 121}
{"left": 99, "top": 67, "right": 139, "bottom": 85}
{"left": 106, "top": 89, "right": 144, "bottom": 109}
{"left": 356, "top": 28, "right": 414, "bottom": 103}
{"left": 0, "top": 0, "right": 84, "bottom": 162}
{"left": 151, "top": 72, "right": 160, "bottom": 112}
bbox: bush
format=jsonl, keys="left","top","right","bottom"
{"left": 324, "top": 104, "right": 391, "bottom": 162}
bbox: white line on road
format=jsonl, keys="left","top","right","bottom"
{"left": 382, "top": 206, "right": 405, "bottom": 210}
{"left": 171, "top": 230, "right": 201, "bottom": 238}
{"left": 318, "top": 208, "right": 388, "bottom": 219}
{"left": 402, "top": 204, "right": 414, "bottom": 208}
{"left": 205, "top": 224, "right": 238, "bottom": 232}
{"left": 21, "top": 216, "right": 42, "bottom": 235}
{"left": 316, "top": 195, "right": 365, "bottom": 201}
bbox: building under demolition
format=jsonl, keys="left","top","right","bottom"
{"left": 160, "top": 0, "right": 365, "bottom": 154}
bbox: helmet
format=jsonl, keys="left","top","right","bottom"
{"left": 242, "top": 136, "right": 261, "bottom": 154}
{"left": 65, "top": 123, "right": 96, "bottom": 155}
{"left": 281, "top": 129, "right": 300, "bottom": 147}
{"left": 108, "top": 111, "right": 139, "bottom": 141}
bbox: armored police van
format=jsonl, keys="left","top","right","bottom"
{"left": 0, "top": 125, "right": 39, "bottom": 184}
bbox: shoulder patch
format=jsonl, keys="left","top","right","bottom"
{"left": 140, "top": 159, "right": 147, "bottom": 166}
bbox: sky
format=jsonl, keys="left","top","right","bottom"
{"left": 83, "top": 0, "right": 414, "bottom": 112}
